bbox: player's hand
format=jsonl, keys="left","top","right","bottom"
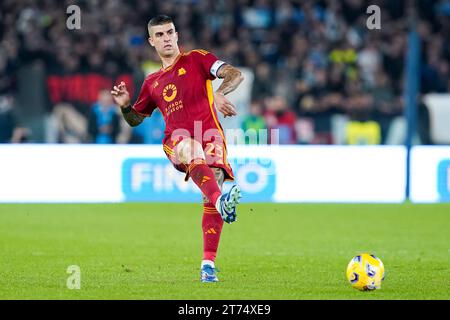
{"left": 214, "top": 92, "right": 237, "bottom": 118}
{"left": 111, "top": 81, "right": 131, "bottom": 108}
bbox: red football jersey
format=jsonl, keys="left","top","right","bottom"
{"left": 132, "top": 49, "right": 226, "bottom": 145}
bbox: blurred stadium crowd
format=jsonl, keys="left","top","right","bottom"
{"left": 0, "top": 0, "right": 449, "bottom": 144}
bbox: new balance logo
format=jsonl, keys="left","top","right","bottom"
{"left": 178, "top": 67, "right": 186, "bottom": 76}
{"left": 205, "top": 228, "right": 217, "bottom": 234}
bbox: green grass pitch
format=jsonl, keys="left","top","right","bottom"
{"left": 0, "top": 203, "right": 449, "bottom": 300}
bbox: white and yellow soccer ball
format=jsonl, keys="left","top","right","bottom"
{"left": 346, "top": 253, "right": 385, "bottom": 291}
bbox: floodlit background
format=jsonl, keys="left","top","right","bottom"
{"left": 0, "top": 0, "right": 449, "bottom": 300}
{"left": 1, "top": 0, "right": 449, "bottom": 145}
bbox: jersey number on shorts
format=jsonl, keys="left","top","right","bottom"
{"left": 205, "top": 142, "right": 224, "bottom": 164}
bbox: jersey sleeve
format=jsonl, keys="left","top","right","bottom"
{"left": 191, "top": 49, "right": 226, "bottom": 80}
{"left": 132, "top": 78, "right": 157, "bottom": 116}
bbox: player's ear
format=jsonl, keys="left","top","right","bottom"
{"left": 148, "top": 37, "right": 154, "bottom": 47}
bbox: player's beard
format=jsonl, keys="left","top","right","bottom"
{"left": 160, "top": 46, "right": 179, "bottom": 59}
{"left": 161, "top": 51, "right": 174, "bottom": 58}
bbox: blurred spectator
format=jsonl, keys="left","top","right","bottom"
{"left": 358, "top": 38, "right": 382, "bottom": 87}
{"left": 52, "top": 103, "right": 87, "bottom": 143}
{"left": 0, "top": 45, "right": 29, "bottom": 143}
{"left": 382, "top": 34, "right": 405, "bottom": 94}
{"left": 0, "top": 49, "right": 16, "bottom": 95}
{"left": 242, "top": 0, "right": 273, "bottom": 29}
{"left": 264, "top": 96, "right": 296, "bottom": 144}
{"left": 329, "top": 40, "right": 357, "bottom": 68}
{"left": 344, "top": 78, "right": 374, "bottom": 122}
{"left": 295, "top": 67, "right": 337, "bottom": 144}
{"left": 0, "top": 96, "right": 29, "bottom": 143}
{"left": 342, "top": 75, "right": 382, "bottom": 145}
{"left": 87, "top": 90, "right": 121, "bottom": 144}
{"left": 418, "top": 98, "right": 431, "bottom": 145}
{"left": 422, "top": 49, "right": 449, "bottom": 93}
{"left": 241, "top": 100, "right": 267, "bottom": 144}
{"left": 371, "top": 71, "right": 402, "bottom": 143}
{"left": 345, "top": 121, "right": 381, "bottom": 145}
{"left": 131, "top": 109, "right": 166, "bottom": 144}
{"left": 251, "top": 63, "right": 273, "bottom": 100}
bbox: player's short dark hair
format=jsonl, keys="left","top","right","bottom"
{"left": 148, "top": 15, "right": 174, "bottom": 30}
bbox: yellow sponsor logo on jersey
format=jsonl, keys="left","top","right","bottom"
{"left": 163, "top": 83, "right": 177, "bottom": 102}
{"left": 178, "top": 67, "right": 186, "bottom": 76}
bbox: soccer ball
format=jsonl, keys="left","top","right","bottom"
{"left": 346, "top": 253, "right": 385, "bottom": 291}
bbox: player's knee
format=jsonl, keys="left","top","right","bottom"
{"left": 212, "top": 167, "right": 225, "bottom": 187}
{"left": 177, "top": 138, "right": 205, "bottom": 164}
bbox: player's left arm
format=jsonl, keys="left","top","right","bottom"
{"left": 214, "top": 64, "right": 244, "bottom": 117}
{"left": 216, "top": 64, "right": 244, "bottom": 96}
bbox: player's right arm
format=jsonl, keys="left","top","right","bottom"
{"left": 111, "top": 81, "right": 144, "bottom": 127}
{"left": 111, "top": 81, "right": 155, "bottom": 127}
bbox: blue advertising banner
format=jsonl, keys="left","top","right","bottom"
{"left": 437, "top": 159, "right": 450, "bottom": 202}
{"left": 122, "top": 157, "right": 276, "bottom": 202}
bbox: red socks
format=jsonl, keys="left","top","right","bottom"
{"left": 202, "top": 203, "right": 224, "bottom": 261}
{"left": 188, "top": 160, "right": 222, "bottom": 206}
{"left": 188, "top": 160, "right": 224, "bottom": 263}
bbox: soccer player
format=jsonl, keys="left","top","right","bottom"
{"left": 111, "top": 15, "right": 244, "bottom": 283}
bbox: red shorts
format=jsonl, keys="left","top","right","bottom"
{"left": 162, "top": 135, "right": 235, "bottom": 182}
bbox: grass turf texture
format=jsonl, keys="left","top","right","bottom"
{"left": 0, "top": 203, "right": 448, "bottom": 300}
